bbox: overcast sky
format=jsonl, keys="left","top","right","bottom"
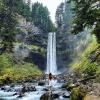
{"left": 31, "top": 0, "right": 64, "bottom": 23}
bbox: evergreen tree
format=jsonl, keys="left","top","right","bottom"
{"left": 55, "top": 1, "right": 74, "bottom": 33}
{"left": 5, "top": 0, "right": 31, "bottom": 21}
{"left": 0, "top": 0, "right": 17, "bottom": 52}
{"left": 70, "top": 0, "right": 100, "bottom": 43}
{"left": 55, "top": 2, "right": 64, "bottom": 32}
{"left": 31, "top": 2, "right": 55, "bottom": 33}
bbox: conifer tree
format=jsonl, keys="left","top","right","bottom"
{"left": 70, "top": 0, "right": 100, "bottom": 43}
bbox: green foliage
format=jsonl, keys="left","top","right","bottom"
{"left": 84, "top": 63, "right": 97, "bottom": 76}
{"left": 70, "top": 88, "right": 86, "bottom": 100}
{"left": 18, "top": 1, "right": 31, "bottom": 21}
{"left": 31, "top": 2, "right": 55, "bottom": 33}
{"left": 70, "top": 0, "right": 100, "bottom": 43}
{"left": 0, "top": 53, "right": 12, "bottom": 70}
{"left": 62, "top": 82, "right": 75, "bottom": 91}
{"left": 28, "top": 45, "right": 45, "bottom": 55}
{"left": 0, "top": 0, "right": 17, "bottom": 52}
{"left": 4, "top": 0, "right": 31, "bottom": 21}
{"left": 0, "top": 53, "right": 42, "bottom": 84}
{"left": 71, "top": 37, "right": 100, "bottom": 77}
{"left": 0, "top": 64, "right": 42, "bottom": 82}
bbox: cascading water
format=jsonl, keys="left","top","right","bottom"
{"left": 46, "top": 32, "right": 57, "bottom": 75}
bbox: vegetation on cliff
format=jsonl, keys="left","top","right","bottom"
{"left": 71, "top": 36, "right": 99, "bottom": 76}
{"left": 68, "top": 0, "right": 100, "bottom": 77}
{"left": 0, "top": 53, "right": 43, "bottom": 85}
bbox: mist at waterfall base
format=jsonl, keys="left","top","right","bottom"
{"left": 46, "top": 32, "right": 58, "bottom": 75}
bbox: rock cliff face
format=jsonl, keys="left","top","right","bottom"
{"left": 13, "top": 15, "right": 47, "bottom": 70}
{"left": 16, "top": 15, "right": 43, "bottom": 42}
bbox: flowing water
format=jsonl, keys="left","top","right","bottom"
{"left": 0, "top": 81, "right": 70, "bottom": 100}
{"left": 46, "top": 32, "right": 57, "bottom": 75}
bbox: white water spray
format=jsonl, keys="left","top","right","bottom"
{"left": 46, "top": 32, "right": 57, "bottom": 75}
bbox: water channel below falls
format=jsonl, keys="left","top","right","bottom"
{"left": 0, "top": 78, "right": 70, "bottom": 100}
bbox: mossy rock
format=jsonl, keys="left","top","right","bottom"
{"left": 70, "top": 88, "right": 86, "bottom": 100}
{"left": 62, "top": 82, "right": 76, "bottom": 91}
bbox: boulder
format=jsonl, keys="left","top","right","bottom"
{"left": 43, "top": 88, "right": 49, "bottom": 91}
{"left": 1, "top": 86, "right": 12, "bottom": 92}
{"left": 13, "top": 93, "right": 18, "bottom": 96}
{"left": 62, "top": 83, "right": 76, "bottom": 91}
{"left": 52, "top": 94, "right": 59, "bottom": 99}
{"left": 38, "top": 81, "right": 45, "bottom": 86}
{"left": 40, "top": 92, "right": 59, "bottom": 100}
{"left": 40, "top": 92, "right": 52, "bottom": 100}
{"left": 17, "top": 92, "right": 25, "bottom": 98}
{"left": 21, "top": 85, "right": 36, "bottom": 93}
{"left": 29, "top": 86, "right": 36, "bottom": 91}
{"left": 63, "top": 92, "right": 70, "bottom": 98}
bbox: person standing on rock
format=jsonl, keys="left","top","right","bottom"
{"left": 49, "top": 73, "right": 53, "bottom": 81}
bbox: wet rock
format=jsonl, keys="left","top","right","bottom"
{"left": 52, "top": 93, "right": 59, "bottom": 99}
{"left": 1, "top": 87, "right": 6, "bottom": 90}
{"left": 40, "top": 92, "right": 52, "bottom": 100}
{"left": 63, "top": 92, "right": 70, "bottom": 98}
{"left": 43, "top": 88, "right": 49, "bottom": 91}
{"left": 38, "top": 81, "right": 45, "bottom": 86}
{"left": 14, "top": 86, "right": 22, "bottom": 92}
{"left": 1, "top": 86, "right": 12, "bottom": 92}
{"left": 17, "top": 92, "right": 25, "bottom": 98}
{"left": 10, "top": 84, "right": 15, "bottom": 88}
{"left": 13, "top": 93, "right": 18, "bottom": 96}
{"left": 21, "top": 85, "right": 36, "bottom": 93}
{"left": 6, "top": 88, "right": 13, "bottom": 92}
{"left": 62, "top": 83, "right": 76, "bottom": 91}
{"left": 29, "top": 86, "right": 36, "bottom": 91}
{"left": 40, "top": 92, "right": 59, "bottom": 100}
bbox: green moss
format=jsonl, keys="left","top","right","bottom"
{"left": 27, "top": 45, "right": 45, "bottom": 54}
{"left": 70, "top": 88, "right": 86, "bottom": 100}
{"left": 0, "top": 53, "right": 13, "bottom": 69}
{"left": 70, "top": 37, "right": 100, "bottom": 77}
{"left": 62, "top": 82, "right": 76, "bottom": 91}
{"left": 0, "top": 53, "right": 43, "bottom": 84}
{"left": 14, "top": 43, "right": 46, "bottom": 55}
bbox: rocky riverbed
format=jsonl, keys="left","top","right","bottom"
{"left": 0, "top": 78, "right": 70, "bottom": 100}
{"left": 0, "top": 71, "right": 100, "bottom": 100}
{"left": 60, "top": 70, "right": 100, "bottom": 100}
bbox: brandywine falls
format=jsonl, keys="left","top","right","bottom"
{"left": 0, "top": 0, "right": 100, "bottom": 100}
{"left": 46, "top": 32, "right": 57, "bottom": 75}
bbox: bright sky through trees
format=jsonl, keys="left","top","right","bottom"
{"left": 31, "top": 0, "right": 64, "bottom": 23}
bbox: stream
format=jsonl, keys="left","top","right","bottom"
{"left": 0, "top": 79, "right": 70, "bottom": 100}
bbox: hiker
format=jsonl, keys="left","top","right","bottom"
{"left": 48, "top": 73, "right": 53, "bottom": 80}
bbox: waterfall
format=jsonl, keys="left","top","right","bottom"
{"left": 46, "top": 32, "right": 57, "bottom": 75}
